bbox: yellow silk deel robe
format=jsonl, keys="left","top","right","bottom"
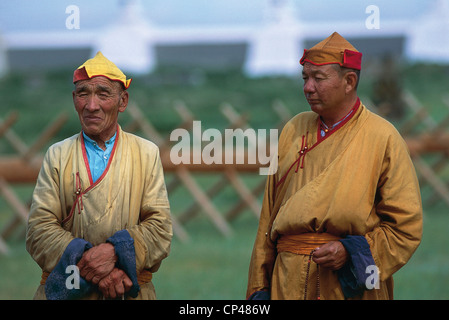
{"left": 26, "top": 126, "right": 172, "bottom": 299}
{"left": 247, "top": 102, "right": 423, "bottom": 300}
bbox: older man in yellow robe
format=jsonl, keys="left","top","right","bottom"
{"left": 26, "top": 52, "right": 172, "bottom": 300}
{"left": 247, "top": 32, "right": 422, "bottom": 300}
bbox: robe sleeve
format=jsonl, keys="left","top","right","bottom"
{"left": 26, "top": 146, "right": 75, "bottom": 272}
{"left": 365, "top": 131, "right": 423, "bottom": 282}
{"left": 107, "top": 230, "right": 140, "bottom": 298}
{"left": 126, "top": 147, "right": 172, "bottom": 273}
{"left": 246, "top": 171, "right": 277, "bottom": 299}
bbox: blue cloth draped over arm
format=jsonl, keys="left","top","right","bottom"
{"left": 248, "top": 290, "right": 270, "bottom": 300}
{"left": 45, "top": 238, "right": 93, "bottom": 300}
{"left": 337, "top": 235, "right": 377, "bottom": 299}
{"left": 107, "top": 229, "right": 140, "bottom": 298}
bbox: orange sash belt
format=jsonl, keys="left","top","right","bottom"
{"left": 277, "top": 233, "right": 341, "bottom": 255}
{"left": 40, "top": 269, "right": 152, "bottom": 286}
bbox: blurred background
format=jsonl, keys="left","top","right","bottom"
{"left": 1, "top": 0, "right": 449, "bottom": 299}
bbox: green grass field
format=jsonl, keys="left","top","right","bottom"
{"left": 1, "top": 64, "right": 449, "bottom": 300}
{"left": 1, "top": 206, "right": 448, "bottom": 300}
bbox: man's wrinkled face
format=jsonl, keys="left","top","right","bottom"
{"left": 73, "top": 76, "right": 128, "bottom": 140}
{"left": 302, "top": 62, "right": 347, "bottom": 118}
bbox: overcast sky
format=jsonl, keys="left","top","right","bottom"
{"left": 0, "top": 0, "right": 431, "bottom": 33}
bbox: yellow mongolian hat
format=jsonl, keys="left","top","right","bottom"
{"left": 73, "top": 51, "right": 132, "bottom": 89}
{"left": 300, "top": 32, "right": 362, "bottom": 70}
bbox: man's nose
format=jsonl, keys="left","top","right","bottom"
{"left": 85, "top": 95, "right": 100, "bottom": 111}
{"left": 303, "top": 79, "right": 316, "bottom": 95}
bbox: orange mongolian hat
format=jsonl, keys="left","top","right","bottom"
{"left": 300, "top": 32, "right": 362, "bottom": 70}
{"left": 73, "top": 51, "right": 132, "bottom": 89}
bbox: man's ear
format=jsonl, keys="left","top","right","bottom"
{"left": 344, "top": 72, "right": 358, "bottom": 94}
{"left": 118, "top": 91, "right": 129, "bottom": 113}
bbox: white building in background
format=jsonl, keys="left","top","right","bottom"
{"left": 244, "top": 0, "right": 303, "bottom": 77}
{"left": 93, "top": 0, "right": 156, "bottom": 74}
{"left": 1, "top": 0, "right": 448, "bottom": 76}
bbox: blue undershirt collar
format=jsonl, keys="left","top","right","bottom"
{"left": 82, "top": 131, "right": 116, "bottom": 183}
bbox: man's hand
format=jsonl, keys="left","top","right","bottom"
{"left": 98, "top": 268, "right": 133, "bottom": 299}
{"left": 77, "top": 243, "right": 117, "bottom": 284}
{"left": 312, "top": 241, "right": 348, "bottom": 270}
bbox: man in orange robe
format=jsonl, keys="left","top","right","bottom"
{"left": 247, "top": 32, "right": 422, "bottom": 300}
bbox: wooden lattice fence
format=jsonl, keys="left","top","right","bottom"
{"left": 1, "top": 92, "right": 449, "bottom": 254}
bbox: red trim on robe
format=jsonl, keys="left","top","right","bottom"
{"left": 276, "top": 98, "right": 361, "bottom": 188}
{"left": 63, "top": 126, "right": 120, "bottom": 223}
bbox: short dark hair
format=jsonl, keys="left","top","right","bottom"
{"left": 332, "top": 64, "right": 361, "bottom": 90}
